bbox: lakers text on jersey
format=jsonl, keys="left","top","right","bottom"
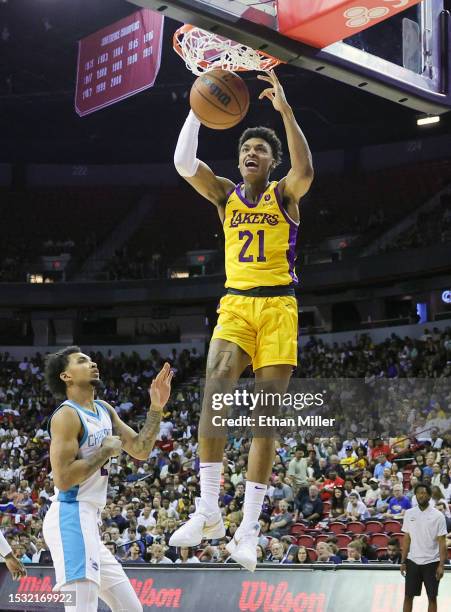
{"left": 223, "top": 180, "right": 299, "bottom": 290}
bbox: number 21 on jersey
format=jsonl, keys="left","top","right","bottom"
{"left": 238, "top": 230, "right": 266, "bottom": 262}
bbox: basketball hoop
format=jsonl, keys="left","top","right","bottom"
{"left": 173, "top": 24, "right": 283, "bottom": 76}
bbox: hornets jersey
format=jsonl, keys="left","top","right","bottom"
{"left": 48, "top": 399, "right": 113, "bottom": 508}
{"left": 223, "top": 180, "right": 299, "bottom": 290}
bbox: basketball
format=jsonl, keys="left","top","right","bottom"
{"left": 190, "top": 69, "right": 250, "bottom": 130}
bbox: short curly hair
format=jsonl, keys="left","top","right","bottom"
{"left": 238, "top": 126, "right": 283, "bottom": 169}
{"left": 44, "top": 345, "right": 81, "bottom": 398}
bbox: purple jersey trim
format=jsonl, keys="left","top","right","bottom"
{"left": 274, "top": 183, "right": 299, "bottom": 284}
{"left": 235, "top": 182, "right": 270, "bottom": 209}
{"left": 222, "top": 185, "right": 237, "bottom": 227}
{"left": 225, "top": 186, "right": 236, "bottom": 201}
{"left": 274, "top": 183, "right": 300, "bottom": 227}
{"left": 287, "top": 222, "right": 299, "bottom": 284}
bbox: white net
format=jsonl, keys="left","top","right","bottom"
{"left": 174, "top": 25, "right": 281, "bottom": 75}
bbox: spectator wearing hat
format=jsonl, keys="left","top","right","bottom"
{"left": 340, "top": 447, "right": 357, "bottom": 472}
{"left": 362, "top": 478, "right": 381, "bottom": 510}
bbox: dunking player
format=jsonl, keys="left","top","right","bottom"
{"left": 170, "top": 70, "right": 314, "bottom": 570}
{"left": 42, "top": 347, "right": 173, "bottom": 611}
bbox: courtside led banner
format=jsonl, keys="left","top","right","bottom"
{"left": 75, "top": 9, "right": 164, "bottom": 117}
{"left": 1, "top": 566, "right": 450, "bottom": 611}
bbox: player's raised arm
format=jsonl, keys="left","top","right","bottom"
{"left": 98, "top": 362, "right": 174, "bottom": 461}
{"left": 174, "top": 110, "right": 235, "bottom": 209}
{"left": 0, "top": 531, "right": 26, "bottom": 580}
{"left": 258, "top": 70, "right": 314, "bottom": 208}
{"left": 50, "top": 406, "right": 121, "bottom": 491}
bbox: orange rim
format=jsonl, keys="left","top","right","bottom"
{"left": 172, "top": 24, "right": 283, "bottom": 72}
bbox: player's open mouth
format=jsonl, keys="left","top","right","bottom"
{"left": 245, "top": 159, "right": 259, "bottom": 169}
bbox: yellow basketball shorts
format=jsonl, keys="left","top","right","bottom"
{"left": 211, "top": 294, "right": 298, "bottom": 371}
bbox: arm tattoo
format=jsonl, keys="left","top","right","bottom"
{"left": 85, "top": 446, "right": 111, "bottom": 472}
{"left": 206, "top": 350, "right": 232, "bottom": 375}
{"left": 133, "top": 409, "right": 162, "bottom": 456}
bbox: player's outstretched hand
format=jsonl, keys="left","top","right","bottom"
{"left": 5, "top": 553, "right": 27, "bottom": 581}
{"left": 149, "top": 362, "right": 174, "bottom": 411}
{"left": 101, "top": 435, "right": 122, "bottom": 457}
{"left": 257, "top": 69, "right": 290, "bottom": 113}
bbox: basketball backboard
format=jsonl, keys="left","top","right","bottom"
{"left": 129, "top": 0, "right": 451, "bottom": 114}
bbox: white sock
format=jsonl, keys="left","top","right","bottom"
{"left": 199, "top": 462, "right": 222, "bottom": 514}
{"left": 238, "top": 481, "right": 267, "bottom": 533}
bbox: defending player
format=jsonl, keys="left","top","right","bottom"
{"left": 0, "top": 530, "right": 27, "bottom": 580}
{"left": 42, "top": 346, "right": 173, "bottom": 612}
{"left": 170, "top": 70, "right": 314, "bottom": 570}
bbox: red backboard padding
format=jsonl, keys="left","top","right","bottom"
{"left": 276, "top": 0, "right": 423, "bottom": 49}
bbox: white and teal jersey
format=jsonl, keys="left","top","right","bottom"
{"left": 48, "top": 399, "right": 113, "bottom": 508}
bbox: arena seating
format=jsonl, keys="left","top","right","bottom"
{"left": 0, "top": 187, "right": 144, "bottom": 282}
{"left": 0, "top": 328, "right": 450, "bottom": 565}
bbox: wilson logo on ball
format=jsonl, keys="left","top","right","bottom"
{"left": 202, "top": 77, "right": 231, "bottom": 107}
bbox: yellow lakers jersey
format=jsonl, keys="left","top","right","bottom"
{"left": 223, "top": 180, "right": 299, "bottom": 290}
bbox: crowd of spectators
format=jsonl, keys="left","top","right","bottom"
{"left": 379, "top": 193, "right": 451, "bottom": 254}
{"left": 2, "top": 162, "right": 450, "bottom": 283}
{"left": 0, "top": 327, "right": 450, "bottom": 568}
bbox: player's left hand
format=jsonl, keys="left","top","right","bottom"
{"left": 258, "top": 70, "right": 290, "bottom": 113}
{"left": 149, "top": 362, "right": 173, "bottom": 411}
{"left": 5, "top": 554, "right": 27, "bottom": 581}
{"left": 436, "top": 563, "right": 444, "bottom": 581}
